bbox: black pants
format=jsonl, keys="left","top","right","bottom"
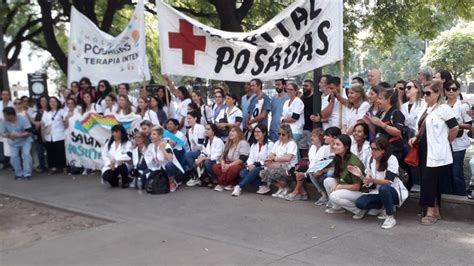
{"left": 420, "top": 164, "right": 450, "bottom": 208}
{"left": 45, "top": 140, "right": 66, "bottom": 169}
{"left": 102, "top": 165, "right": 129, "bottom": 187}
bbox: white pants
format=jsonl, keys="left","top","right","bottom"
{"left": 324, "top": 177, "right": 363, "bottom": 214}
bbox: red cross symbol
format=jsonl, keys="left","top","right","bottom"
{"left": 168, "top": 19, "right": 206, "bottom": 66}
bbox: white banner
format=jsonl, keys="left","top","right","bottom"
{"left": 157, "top": 0, "right": 343, "bottom": 82}
{"left": 68, "top": 0, "right": 150, "bottom": 85}
{"left": 65, "top": 113, "right": 142, "bottom": 170}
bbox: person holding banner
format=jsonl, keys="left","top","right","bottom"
{"left": 145, "top": 126, "right": 185, "bottom": 192}
{"left": 95, "top": 80, "right": 113, "bottom": 114}
{"left": 103, "top": 94, "right": 118, "bottom": 116}
{"left": 137, "top": 97, "right": 160, "bottom": 126}
{"left": 101, "top": 125, "right": 133, "bottom": 188}
{"left": 41, "top": 97, "right": 66, "bottom": 175}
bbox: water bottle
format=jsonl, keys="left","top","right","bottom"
{"left": 137, "top": 176, "right": 143, "bottom": 191}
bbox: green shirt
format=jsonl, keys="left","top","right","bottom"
{"left": 337, "top": 153, "right": 366, "bottom": 192}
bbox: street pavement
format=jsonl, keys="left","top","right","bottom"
{"left": 0, "top": 170, "right": 473, "bottom": 265}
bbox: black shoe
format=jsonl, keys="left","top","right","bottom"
{"left": 24, "top": 176, "right": 31, "bottom": 180}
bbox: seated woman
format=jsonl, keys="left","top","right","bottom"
{"left": 184, "top": 111, "right": 206, "bottom": 186}
{"left": 350, "top": 122, "right": 371, "bottom": 169}
{"left": 306, "top": 127, "right": 341, "bottom": 205}
{"left": 130, "top": 131, "right": 150, "bottom": 189}
{"left": 145, "top": 126, "right": 185, "bottom": 192}
{"left": 212, "top": 127, "right": 250, "bottom": 192}
{"left": 195, "top": 123, "right": 224, "bottom": 187}
{"left": 260, "top": 124, "right": 298, "bottom": 199}
{"left": 233, "top": 124, "right": 274, "bottom": 196}
{"left": 349, "top": 137, "right": 408, "bottom": 229}
{"left": 101, "top": 125, "right": 133, "bottom": 188}
{"left": 292, "top": 128, "right": 332, "bottom": 202}
{"left": 324, "top": 134, "right": 366, "bottom": 216}
{"left": 164, "top": 118, "right": 189, "bottom": 167}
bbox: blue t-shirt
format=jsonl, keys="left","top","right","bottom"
{"left": 0, "top": 115, "right": 33, "bottom": 147}
{"left": 247, "top": 93, "right": 271, "bottom": 127}
{"left": 270, "top": 94, "right": 290, "bottom": 141}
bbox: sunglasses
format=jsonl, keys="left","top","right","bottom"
{"left": 422, "top": 91, "right": 433, "bottom": 97}
{"left": 405, "top": 85, "right": 414, "bottom": 90}
{"left": 445, "top": 87, "right": 458, "bottom": 92}
{"left": 278, "top": 132, "right": 287, "bottom": 136}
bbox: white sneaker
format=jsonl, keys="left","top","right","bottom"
{"left": 352, "top": 209, "right": 367, "bottom": 220}
{"left": 325, "top": 207, "right": 346, "bottom": 214}
{"left": 214, "top": 185, "right": 224, "bottom": 192}
{"left": 186, "top": 178, "right": 201, "bottom": 187}
{"left": 367, "top": 209, "right": 381, "bottom": 216}
{"left": 377, "top": 209, "right": 387, "bottom": 220}
{"left": 256, "top": 186, "right": 271, "bottom": 194}
{"left": 314, "top": 196, "right": 329, "bottom": 206}
{"left": 272, "top": 188, "right": 283, "bottom": 197}
{"left": 224, "top": 185, "right": 234, "bottom": 191}
{"left": 381, "top": 215, "right": 397, "bottom": 229}
{"left": 277, "top": 187, "right": 289, "bottom": 198}
{"left": 232, "top": 185, "right": 242, "bottom": 197}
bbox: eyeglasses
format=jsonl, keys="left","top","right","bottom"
{"left": 405, "top": 85, "right": 414, "bottom": 90}
{"left": 422, "top": 91, "right": 432, "bottom": 97}
{"left": 446, "top": 87, "right": 458, "bottom": 92}
{"left": 278, "top": 132, "right": 287, "bottom": 136}
{"left": 370, "top": 146, "right": 381, "bottom": 151}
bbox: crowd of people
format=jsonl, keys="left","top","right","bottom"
{"left": 1, "top": 66, "right": 473, "bottom": 229}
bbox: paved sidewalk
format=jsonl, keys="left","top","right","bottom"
{"left": 0, "top": 171, "right": 473, "bottom": 265}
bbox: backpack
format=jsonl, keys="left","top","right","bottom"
{"left": 146, "top": 170, "right": 169, "bottom": 194}
{"left": 369, "top": 158, "right": 409, "bottom": 184}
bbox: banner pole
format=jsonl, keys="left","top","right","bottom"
{"left": 338, "top": 60, "right": 344, "bottom": 129}
{"left": 165, "top": 81, "right": 171, "bottom": 118}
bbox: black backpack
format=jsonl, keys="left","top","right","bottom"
{"left": 146, "top": 170, "right": 169, "bottom": 194}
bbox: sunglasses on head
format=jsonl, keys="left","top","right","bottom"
{"left": 445, "top": 86, "right": 458, "bottom": 92}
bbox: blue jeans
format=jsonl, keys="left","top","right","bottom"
{"left": 184, "top": 151, "right": 201, "bottom": 172}
{"left": 174, "top": 149, "right": 186, "bottom": 170}
{"left": 10, "top": 142, "right": 33, "bottom": 177}
{"left": 452, "top": 150, "right": 467, "bottom": 196}
{"left": 239, "top": 166, "right": 263, "bottom": 188}
{"left": 164, "top": 162, "right": 186, "bottom": 183}
{"left": 355, "top": 185, "right": 400, "bottom": 215}
{"left": 204, "top": 159, "right": 217, "bottom": 182}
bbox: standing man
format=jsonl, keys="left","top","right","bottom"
{"left": 240, "top": 82, "right": 254, "bottom": 132}
{"left": 0, "top": 107, "right": 33, "bottom": 180}
{"left": 270, "top": 79, "right": 289, "bottom": 142}
{"left": 246, "top": 79, "right": 271, "bottom": 143}
{"left": 417, "top": 66, "right": 434, "bottom": 88}
{"left": 299, "top": 80, "right": 314, "bottom": 158}
{"left": 0, "top": 89, "right": 13, "bottom": 169}
{"left": 320, "top": 77, "right": 346, "bottom": 129}
{"left": 310, "top": 74, "right": 332, "bottom": 129}
{"left": 367, "top": 69, "right": 381, "bottom": 87}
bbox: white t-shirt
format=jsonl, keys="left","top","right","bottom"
{"left": 450, "top": 99, "right": 472, "bottom": 152}
{"left": 187, "top": 123, "right": 206, "bottom": 152}
{"left": 103, "top": 104, "right": 118, "bottom": 116}
{"left": 344, "top": 101, "right": 370, "bottom": 132}
{"left": 281, "top": 97, "right": 305, "bottom": 135}
{"left": 216, "top": 105, "right": 243, "bottom": 129}
{"left": 271, "top": 140, "right": 298, "bottom": 167}
{"left": 248, "top": 141, "right": 274, "bottom": 166}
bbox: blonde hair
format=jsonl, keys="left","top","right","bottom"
{"left": 348, "top": 84, "right": 367, "bottom": 108}
{"left": 222, "top": 127, "right": 244, "bottom": 159}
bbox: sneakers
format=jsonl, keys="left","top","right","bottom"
{"left": 381, "top": 215, "right": 397, "bottom": 229}
{"left": 352, "top": 209, "right": 367, "bottom": 220}
{"left": 256, "top": 186, "right": 271, "bottom": 194}
{"left": 272, "top": 188, "right": 283, "bottom": 197}
{"left": 169, "top": 181, "right": 177, "bottom": 192}
{"left": 232, "top": 185, "right": 242, "bottom": 197}
{"left": 314, "top": 196, "right": 329, "bottom": 206}
{"left": 214, "top": 185, "right": 224, "bottom": 192}
{"left": 325, "top": 207, "right": 346, "bottom": 214}
{"left": 186, "top": 178, "right": 202, "bottom": 187}
{"left": 277, "top": 187, "right": 290, "bottom": 199}
{"left": 367, "top": 209, "right": 381, "bottom": 216}
{"left": 377, "top": 209, "right": 387, "bottom": 220}
{"left": 285, "top": 193, "right": 308, "bottom": 201}
{"left": 224, "top": 185, "right": 234, "bottom": 191}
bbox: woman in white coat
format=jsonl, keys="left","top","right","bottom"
{"left": 101, "top": 125, "right": 133, "bottom": 188}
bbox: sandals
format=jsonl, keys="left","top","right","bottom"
{"left": 421, "top": 215, "right": 439, "bottom": 225}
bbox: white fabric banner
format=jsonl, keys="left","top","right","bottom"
{"left": 157, "top": 0, "right": 342, "bottom": 82}
{"left": 68, "top": 0, "right": 150, "bottom": 85}
{"left": 65, "top": 113, "right": 142, "bottom": 170}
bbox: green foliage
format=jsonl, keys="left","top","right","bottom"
{"left": 421, "top": 22, "right": 474, "bottom": 79}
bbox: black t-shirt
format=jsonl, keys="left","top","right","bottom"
{"left": 376, "top": 107, "right": 405, "bottom": 151}
{"left": 301, "top": 95, "right": 313, "bottom": 131}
